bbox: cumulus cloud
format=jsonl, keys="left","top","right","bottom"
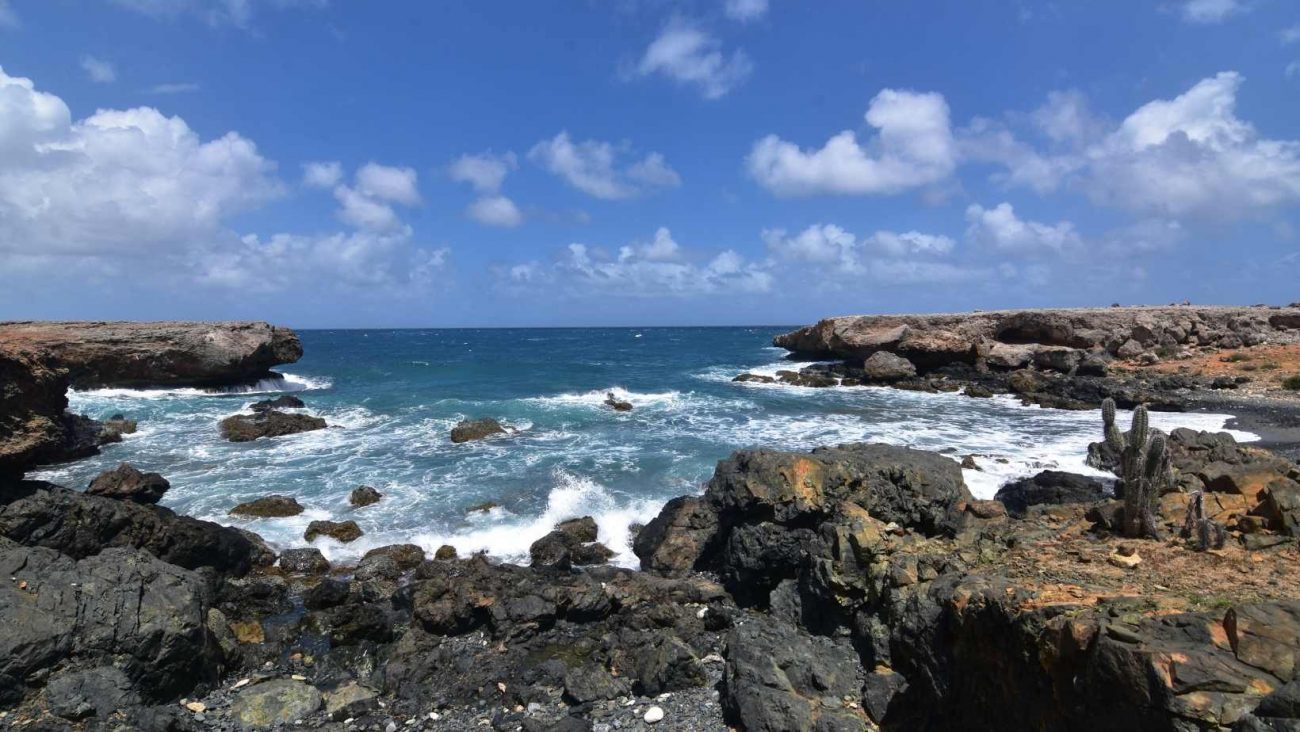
{"left": 763, "top": 223, "right": 966, "bottom": 283}
{"left": 80, "top": 56, "right": 116, "bottom": 83}
{"left": 634, "top": 19, "right": 752, "bottom": 99}
{"left": 0, "top": 66, "right": 442, "bottom": 296}
{"left": 747, "top": 89, "right": 956, "bottom": 196}
{"left": 965, "top": 203, "right": 1081, "bottom": 254}
{"left": 302, "top": 160, "right": 343, "bottom": 188}
{"left": 973, "top": 72, "right": 1300, "bottom": 220}
{"left": 1178, "top": 0, "right": 1245, "bottom": 24}
{"left": 529, "top": 132, "right": 680, "bottom": 200}
{"left": 449, "top": 151, "right": 524, "bottom": 227}
{"left": 466, "top": 195, "right": 523, "bottom": 227}
{"left": 502, "top": 228, "right": 770, "bottom": 297}
{"left": 724, "top": 0, "right": 768, "bottom": 23}
{"left": 354, "top": 162, "right": 420, "bottom": 206}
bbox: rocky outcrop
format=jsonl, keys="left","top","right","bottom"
{"left": 0, "top": 481, "right": 265, "bottom": 575}
{"left": 0, "top": 345, "right": 109, "bottom": 477}
{"left": 0, "top": 320, "right": 302, "bottom": 389}
{"left": 776, "top": 305, "right": 1300, "bottom": 371}
{"left": 994, "top": 470, "right": 1108, "bottom": 518}
{"left": 529, "top": 516, "right": 615, "bottom": 569}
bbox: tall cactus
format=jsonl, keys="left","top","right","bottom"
{"left": 1099, "top": 398, "right": 1171, "bottom": 539}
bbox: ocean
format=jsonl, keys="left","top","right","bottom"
{"left": 33, "top": 327, "right": 1255, "bottom": 566}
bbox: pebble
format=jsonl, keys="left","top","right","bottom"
{"left": 644, "top": 706, "right": 664, "bottom": 724}
{"left": 184, "top": 701, "right": 206, "bottom": 713}
{"left": 233, "top": 678, "right": 250, "bottom": 689}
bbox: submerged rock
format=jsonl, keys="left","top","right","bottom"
{"left": 604, "top": 392, "right": 633, "bottom": 411}
{"left": 85, "top": 462, "right": 170, "bottom": 504}
{"left": 732, "top": 373, "right": 775, "bottom": 384}
{"left": 220, "top": 410, "right": 326, "bottom": 442}
{"left": 250, "top": 394, "right": 305, "bottom": 412}
{"left": 450, "top": 417, "right": 507, "bottom": 443}
{"left": 229, "top": 494, "right": 304, "bottom": 518}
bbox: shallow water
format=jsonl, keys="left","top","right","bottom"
{"left": 34, "top": 327, "right": 1256, "bottom": 567}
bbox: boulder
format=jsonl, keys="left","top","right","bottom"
{"left": 230, "top": 494, "right": 304, "bottom": 518}
{"left": 361, "top": 543, "right": 426, "bottom": 570}
{"left": 279, "top": 547, "right": 329, "bottom": 574}
{"left": 634, "top": 496, "right": 720, "bottom": 574}
{"left": 349, "top": 485, "right": 382, "bottom": 507}
{"left": 985, "top": 342, "right": 1036, "bottom": 370}
{"left": 250, "top": 394, "right": 305, "bottom": 412}
{"left": 732, "top": 373, "right": 776, "bottom": 384}
{"left": 1, "top": 480, "right": 262, "bottom": 575}
{"left": 862, "top": 351, "right": 918, "bottom": 381}
{"left": 529, "top": 517, "right": 612, "bottom": 569}
{"left": 305, "top": 519, "right": 363, "bottom": 543}
{"left": 85, "top": 462, "right": 170, "bottom": 504}
{"left": 0, "top": 546, "right": 223, "bottom": 707}
{"left": 450, "top": 417, "right": 507, "bottom": 443}
{"left": 604, "top": 392, "right": 634, "bottom": 411}
{"left": 229, "top": 678, "right": 323, "bottom": 729}
{"left": 994, "top": 471, "right": 1109, "bottom": 518}
{"left": 220, "top": 410, "right": 326, "bottom": 442}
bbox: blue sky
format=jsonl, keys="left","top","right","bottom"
{"left": 1, "top": 0, "right": 1299, "bottom": 327}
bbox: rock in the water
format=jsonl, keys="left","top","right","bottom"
{"left": 733, "top": 373, "right": 776, "bottom": 384}
{"left": 85, "top": 462, "right": 170, "bottom": 504}
{"left": 305, "top": 519, "right": 363, "bottom": 543}
{"left": 2, "top": 480, "right": 263, "bottom": 574}
{"left": 994, "top": 471, "right": 1108, "bottom": 518}
{"left": 450, "top": 417, "right": 507, "bottom": 443}
{"left": 220, "top": 410, "right": 326, "bottom": 442}
{"left": 349, "top": 485, "right": 382, "bottom": 507}
{"left": 250, "top": 394, "right": 305, "bottom": 412}
{"left": 530, "top": 516, "right": 611, "bottom": 569}
{"left": 604, "top": 392, "right": 634, "bottom": 411}
{"left": 862, "top": 351, "right": 918, "bottom": 381}
{"left": 230, "top": 494, "right": 304, "bottom": 518}
{"left": 229, "top": 678, "right": 322, "bottom": 729}
{"left": 279, "top": 547, "right": 329, "bottom": 574}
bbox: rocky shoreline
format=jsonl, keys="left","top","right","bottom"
{"left": 4, "top": 314, "right": 1300, "bottom": 731}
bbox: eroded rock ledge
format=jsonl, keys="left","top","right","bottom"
{"left": 0, "top": 321, "right": 302, "bottom": 476}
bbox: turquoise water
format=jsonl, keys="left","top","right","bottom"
{"left": 34, "top": 327, "right": 1252, "bottom": 565}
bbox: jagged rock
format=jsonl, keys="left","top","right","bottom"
{"left": 361, "top": 543, "right": 426, "bottom": 570}
{"left": 230, "top": 494, "right": 304, "bottom": 517}
{"left": 529, "top": 517, "right": 611, "bottom": 569}
{"left": 722, "top": 619, "right": 868, "bottom": 731}
{"left": 303, "top": 578, "right": 350, "bottom": 611}
{"left": 349, "top": 485, "right": 382, "bottom": 507}
{"left": 45, "top": 666, "right": 141, "bottom": 721}
{"left": 85, "top": 462, "right": 170, "bottom": 504}
{"left": 0, "top": 546, "right": 223, "bottom": 708}
{"left": 563, "top": 667, "right": 629, "bottom": 704}
{"left": 995, "top": 471, "right": 1108, "bottom": 518}
{"left": 733, "top": 373, "right": 776, "bottom": 384}
{"left": 1, "top": 480, "right": 262, "bottom": 574}
{"left": 450, "top": 417, "right": 507, "bottom": 443}
{"left": 229, "top": 678, "right": 322, "bottom": 729}
{"left": 279, "top": 547, "right": 329, "bottom": 575}
{"left": 862, "top": 351, "right": 917, "bottom": 381}
{"left": 304, "top": 520, "right": 363, "bottom": 543}
{"left": 250, "top": 395, "right": 305, "bottom": 412}
{"left": 776, "top": 369, "right": 838, "bottom": 388}
{"left": 323, "top": 681, "right": 378, "bottom": 720}
{"left": 220, "top": 410, "right": 326, "bottom": 442}
{"left": 434, "top": 544, "right": 458, "bottom": 560}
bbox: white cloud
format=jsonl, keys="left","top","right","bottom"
{"left": 747, "top": 88, "right": 956, "bottom": 196}
{"left": 449, "top": 151, "right": 524, "bottom": 228}
{"left": 1031, "top": 90, "right": 1101, "bottom": 144}
{"left": 764, "top": 223, "right": 963, "bottom": 284}
{"left": 975, "top": 72, "right": 1300, "bottom": 220}
{"left": 634, "top": 19, "right": 752, "bottom": 99}
{"left": 1288, "top": 61, "right": 1300, "bottom": 79}
{"left": 0, "top": 67, "right": 442, "bottom": 297}
{"left": 1281, "top": 25, "right": 1300, "bottom": 44}
{"left": 109, "top": 0, "right": 326, "bottom": 28}
{"left": 724, "top": 0, "right": 768, "bottom": 23}
{"left": 302, "top": 160, "right": 343, "bottom": 188}
{"left": 146, "top": 82, "right": 201, "bottom": 94}
{"left": 529, "top": 132, "right": 680, "bottom": 199}
{"left": 503, "top": 229, "right": 770, "bottom": 297}
{"left": 965, "top": 203, "right": 1081, "bottom": 254}
{"left": 0, "top": 66, "right": 280, "bottom": 257}
{"left": 354, "top": 162, "right": 420, "bottom": 206}
{"left": 1179, "top": 0, "right": 1245, "bottom": 24}
{"left": 80, "top": 56, "right": 116, "bottom": 83}
{"left": 449, "top": 151, "right": 516, "bottom": 193}
{"left": 466, "top": 195, "right": 523, "bottom": 227}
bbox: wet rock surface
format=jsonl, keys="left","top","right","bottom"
{"left": 220, "top": 409, "right": 327, "bottom": 442}
{"left": 230, "top": 494, "right": 304, "bottom": 517}
{"left": 450, "top": 417, "right": 507, "bottom": 443}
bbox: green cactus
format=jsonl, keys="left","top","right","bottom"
{"left": 1099, "top": 398, "right": 1171, "bottom": 539}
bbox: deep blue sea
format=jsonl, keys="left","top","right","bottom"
{"left": 35, "top": 327, "right": 1253, "bottom": 566}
